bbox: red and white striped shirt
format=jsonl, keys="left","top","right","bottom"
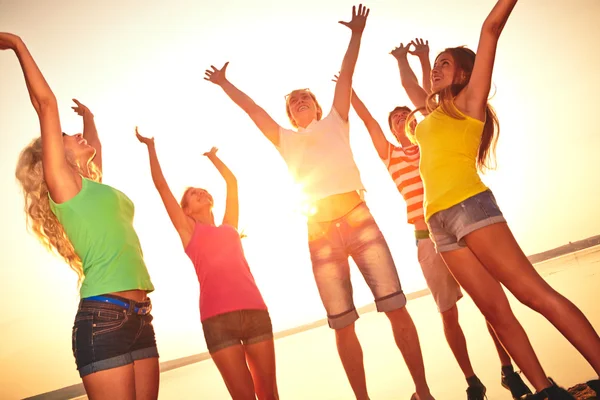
{"left": 383, "top": 144, "right": 425, "bottom": 224}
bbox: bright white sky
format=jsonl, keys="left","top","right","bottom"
{"left": 1, "top": 0, "right": 599, "bottom": 398}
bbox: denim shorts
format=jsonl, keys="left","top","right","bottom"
{"left": 202, "top": 309, "right": 273, "bottom": 354}
{"left": 307, "top": 202, "right": 407, "bottom": 330}
{"left": 427, "top": 190, "right": 506, "bottom": 253}
{"left": 73, "top": 294, "right": 159, "bottom": 377}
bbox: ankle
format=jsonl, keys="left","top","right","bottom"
{"left": 501, "top": 364, "right": 515, "bottom": 376}
{"left": 466, "top": 375, "right": 483, "bottom": 387}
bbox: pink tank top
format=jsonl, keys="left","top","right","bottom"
{"left": 185, "top": 224, "right": 268, "bottom": 321}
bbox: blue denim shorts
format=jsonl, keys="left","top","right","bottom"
{"left": 307, "top": 202, "right": 407, "bottom": 330}
{"left": 202, "top": 309, "right": 273, "bottom": 354}
{"left": 427, "top": 190, "right": 506, "bottom": 253}
{"left": 73, "top": 294, "right": 159, "bottom": 377}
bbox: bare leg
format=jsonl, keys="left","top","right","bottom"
{"left": 133, "top": 357, "right": 160, "bottom": 400}
{"left": 440, "top": 305, "right": 475, "bottom": 378}
{"left": 211, "top": 345, "right": 256, "bottom": 400}
{"left": 386, "top": 307, "right": 434, "bottom": 400}
{"left": 244, "top": 339, "right": 279, "bottom": 400}
{"left": 335, "top": 322, "right": 370, "bottom": 400}
{"left": 82, "top": 364, "right": 136, "bottom": 400}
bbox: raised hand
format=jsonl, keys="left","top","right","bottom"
{"left": 204, "top": 62, "right": 229, "bottom": 86}
{"left": 390, "top": 42, "right": 412, "bottom": 61}
{"left": 0, "top": 32, "right": 20, "bottom": 51}
{"left": 71, "top": 99, "right": 93, "bottom": 118}
{"left": 409, "top": 38, "right": 429, "bottom": 58}
{"left": 135, "top": 126, "right": 154, "bottom": 146}
{"left": 338, "top": 4, "right": 370, "bottom": 34}
{"left": 203, "top": 146, "right": 219, "bottom": 157}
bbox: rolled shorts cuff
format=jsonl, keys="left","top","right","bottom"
{"left": 78, "top": 346, "right": 159, "bottom": 378}
{"left": 437, "top": 292, "right": 464, "bottom": 313}
{"left": 375, "top": 290, "right": 407, "bottom": 312}
{"left": 328, "top": 308, "right": 359, "bottom": 330}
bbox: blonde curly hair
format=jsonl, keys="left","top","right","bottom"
{"left": 15, "top": 137, "right": 101, "bottom": 284}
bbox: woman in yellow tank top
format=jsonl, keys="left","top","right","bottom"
{"left": 394, "top": 1, "right": 600, "bottom": 399}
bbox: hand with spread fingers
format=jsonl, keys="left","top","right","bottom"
{"left": 338, "top": 4, "right": 370, "bottom": 34}
{"left": 204, "top": 62, "right": 229, "bottom": 86}
{"left": 409, "top": 38, "right": 430, "bottom": 58}
{"left": 390, "top": 42, "right": 412, "bottom": 61}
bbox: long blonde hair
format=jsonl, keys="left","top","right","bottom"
{"left": 407, "top": 47, "right": 499, "bottom": 172}
{"left": 15, "top": 137, "right": 101, "bottom": 284}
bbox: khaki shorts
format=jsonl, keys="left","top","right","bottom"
{"left": 417, "top": 237, "right": 463, "bottom": 313}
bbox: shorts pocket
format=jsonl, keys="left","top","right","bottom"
{"left": 91, "top": 309, "right": 128, "bottom": 337}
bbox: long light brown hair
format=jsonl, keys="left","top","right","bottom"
{"left": 15, "top": 137, "right": 101, "bottom": 284}
{"left": 407, "top": 47, "right": 499, "bottom": 171}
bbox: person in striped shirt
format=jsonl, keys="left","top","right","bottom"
{"left": 343, "top": 37, "right": 532, "bottom": 400}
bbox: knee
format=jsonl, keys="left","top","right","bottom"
{"left": 384, "top": 306, "right": 409, "bottom": 322}
{"left": 515, "top": 286, "right": 557, "bottom": 314}
{"left": 441, "top": 305, "right": 459, "bottom": 328}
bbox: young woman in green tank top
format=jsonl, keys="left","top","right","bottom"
{"left": 4, "top": 33, "right": 160, "bottom": 398}
{"left": 393, "top": 1, "right": 600, "bottom": 399}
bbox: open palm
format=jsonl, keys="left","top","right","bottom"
{"left": 204, "top": 62, "right": 229, "bottom": 85}
{"left": 338, "top": 4, "right": 370, "bottom": 34}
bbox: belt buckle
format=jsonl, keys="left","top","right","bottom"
{"left": 136, "top": 304, "right": 151, "bottom": 315}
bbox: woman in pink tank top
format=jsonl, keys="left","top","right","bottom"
{"left": 136, "top": 131, "right": 278, "bottom": 400}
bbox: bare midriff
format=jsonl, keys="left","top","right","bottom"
{"left": 110, "top": 289, "right": 150, "bottom": 302}
{"left": 311, "top": 191, "right": 364, "bottom": 222}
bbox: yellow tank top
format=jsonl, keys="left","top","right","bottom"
{"left": 415, "top": 107, "right": 489, "bottom": 221}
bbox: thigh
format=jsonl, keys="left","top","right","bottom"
{"left": 308, "top": 227, "right": 355, "bottom": 318}
{"left": 464, "top": 222, "right": 556, "bottom": 305}
{"left": 133, "top": 357, "right": 160, "bottom": 400}
{"left": 439, "top": 247, "right": 513, "bottom": 319}
{"left": 203, "top": 312, "right": 244, "bottom": 354}
{"left": 344, "top": 206, "right": 404, "bottom": 304}
{"left": 417, "top": 239, "right": 463, "bottom": 313}
{"left": 82, "top": 363, "right": 136, "bottom": 400}
{"left": 211, "top": 345, "right": 256, "bottom": 400}
{"left": 244, "top": 339, "right": 278, "bottom": 389}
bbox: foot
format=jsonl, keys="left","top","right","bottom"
{"left": 501, "top": 369, "right": 533, "bottom": 399}
{"left": 466, "top": 380, "right": 487, "bottom": 400}
{"left": 525, "top": 378, "right": 575, "bottom": 400}
{"left": 586, "top": 379, "right": 599, "bottom": 395}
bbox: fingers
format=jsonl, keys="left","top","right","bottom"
{"left": 222, "top": 61, "right": 229, "bottom": 70}
{"left": 72, "top": 98, "right": 82, "bottom": 106}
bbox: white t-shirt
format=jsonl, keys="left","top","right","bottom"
{"left": 276, "top": 107, "right": 365, "bottom": 201}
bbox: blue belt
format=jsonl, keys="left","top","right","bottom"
{"left": 85, "top": 295, "right": 151, "bottom": 315}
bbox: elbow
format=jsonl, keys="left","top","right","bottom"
{"left": 37, "top": 95, "right": 58, "bottom": 115}
{"left": 482, "top": 19, "right": 502, "bottom": 38}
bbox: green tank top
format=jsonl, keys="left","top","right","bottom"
{"left": 49, "top": 177, "right": 154, "bottom": 298}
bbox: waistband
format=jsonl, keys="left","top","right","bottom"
{"left": 414, "top": 229, "right": 430, "bottom": 240}
{"left": 81, "top": 294, "right": 152, "bottom": 315}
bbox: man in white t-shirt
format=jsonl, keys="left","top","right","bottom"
{"left": 205, "top": 5, "right": 435, "bottom": 400}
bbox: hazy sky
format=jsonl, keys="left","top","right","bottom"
{"left": 1, "top": 0, "right": 599, "bottom": 398}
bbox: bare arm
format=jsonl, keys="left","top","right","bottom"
{"left": 391, "top": 42, "right": 428, "bottom": 111}
{"left": 463, "top": 0, "right": 518, "bottom": 118}
{"left": 2, "top": 33, "right": 79, "bottom": 203}
{"left": 135, "top": 128, "right": 194, "bottom": 248}
{"left": 409, "top": 38, "right": 432, "bottom": 94}
{"left": 333, "top": 4, "right": 370, "bottom": 121}
{"left": 205, "top": 62, "right": 280, "bottom": 146}
{"left": 204, "top": 148, "right": 238, "bottom": 230}
{"left": 350, "top": 89, "right": 389, "bottom": 159}
{"left": 72, "top": 99, "right": 102, "bottom": 173}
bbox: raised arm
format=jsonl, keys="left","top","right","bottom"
{"left": 2, "top": 33, "right": 78, "bottom": 202}
{"left": 135, "top": 128, "right": 194, "bottom": 248}
{"left": 203, "top": 147, "right": 239, "bottom": 230}
{"left": 409, "top": 38, "right": 432, "bottom": 94}
{"left": 333, "top": 4, "right": 370, "bottom": 121}
{"left": 463, "top": 0, "right": 518, "bottom": 118}
{"left": 205, "top": 62, "right": 280, "bottom": 146}
{"left": 72, "top": 99, "right": 102, "bottom": 174}
{"left": 391, "top": 42, "right": 428, "bottom": 111}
